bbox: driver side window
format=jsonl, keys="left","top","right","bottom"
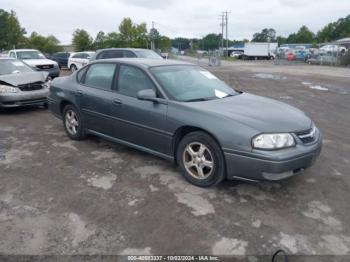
{"left": 117, "top": 65, "right": 156, "bottom": 98}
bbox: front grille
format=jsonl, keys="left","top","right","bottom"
{"left": 296, "top": 127, "right": 316, "bottom": 144}
{"left": 36, "top": 64, "right": 54, "bottom": 70}
{"left": 18, "top": 82, "right": 44, "bottom": 91}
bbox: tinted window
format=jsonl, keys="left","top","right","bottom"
{"left": 118, "top": 65, "right": 155, "bottom": 97}
{"left": 84, "top": 63, "right": 116, "bottom": 90}
{"left": 77, "top": 66, "right": 88, "bottom": 83}
{"left": 123, "top": 51, "right": 137, "bottom": 58}
{"left": 9, "top": 52, "right": 16, "bottom": 58}
{"left": 134, "top": 50, "right": 162, "bottom": 59}
{"left": 97, "top": 50, "right": 123, "bottom": 59}
{"left": 72, "top": 53, "right": 82, "bottom": 58}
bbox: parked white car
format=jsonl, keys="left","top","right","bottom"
{"left": 8, "top": 49, "right": 60, "bottom": 78}
{"left": 320, "top": 45, "right": 347, "bottom": 55}
{"left": 68, "top": 51, "right": 95, "bottom": 72}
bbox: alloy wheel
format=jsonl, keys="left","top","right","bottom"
{"left": 65, "top": 110, "right": 79, "bottom": 135}
{"left": 182, "top": 142, "right": 214, "bottom": 180}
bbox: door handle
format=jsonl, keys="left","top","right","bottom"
{"left": 112, "top": 99, "right": 123, "bottom": 105}
{"left": 75, "top": 90, "right": 83, "bottom": 96}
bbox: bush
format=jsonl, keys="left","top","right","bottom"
{"left": 340, "top": 51, "right": 350, "bottom": 67}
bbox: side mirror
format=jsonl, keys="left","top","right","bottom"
{"left": 137, "top": 89, "right": 157, "bottom": 102}
{"left": 86, "top": 56, "right": 91, "bottom": 60}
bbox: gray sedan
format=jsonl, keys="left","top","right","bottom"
{"left": 0, "top": 58, "right": 50, "bottom": 108}
{"left": 48, "top": 59, "right": 322, "bottom": 187}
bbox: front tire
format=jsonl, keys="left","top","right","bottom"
{"left": 177, "top": 131, "right": 225, "bottom": 187}
{"left": 62, "top": 105, "right": 86, "bottom": 140}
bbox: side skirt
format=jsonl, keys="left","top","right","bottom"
{"left": 86, "top": 129, "right": 175, "bottom": 162}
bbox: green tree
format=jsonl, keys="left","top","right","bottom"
{"left": 172, "top": 37, "right": 191, "bottom": 50}
{"left": 93, "top": 31, "right": 107, "bottom": 50}
{"left": 119, "top": 18, "right": 148, "bottom": 48}
{"left": 252, "top": 28, "right": 276, "bottom": 42}
{"left": 104, "top": 32, "right": 124, "bottom": 48}
{"left": 201, "top": 34, "right": 221, "bottom": 50}
{"left": 0, "top": 9, "right": 26, "bottom": 50}
{"left": 156, "top": 36, "right": 171, "bottom": 51}
{"left": 288, "top": 25, "right": 314, "bottom": 43}
{"left": 317, "top": 15, "right": 350, "bottom": 42}
{"left": 27, "top": 32, "right": 62, "bottom": 53}
{"left": 134, "top": 22, "right": 148, "bottom": 48}
{"left": 72, "top": 29, "right": 93, "bottom": 51}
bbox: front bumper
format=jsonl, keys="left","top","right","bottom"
{"left": 224, "top": 133, "right": 322, "bottom": 182}
{"left": 0, "top": 88, "right": 49, "bottom": 107}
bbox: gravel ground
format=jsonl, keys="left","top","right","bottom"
{"left": 0, "top": 60, "right": 349, "bottom": 259}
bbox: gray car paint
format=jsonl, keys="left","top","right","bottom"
{"left": 0, "top": 71, "right": 49, "bottom": 86}
{"left": 0, "top": 71, "right": 49, "bottom": 108}
{"left": 48, "top": 58, "right": 322, "bottom": 181}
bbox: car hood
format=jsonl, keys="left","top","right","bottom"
{"left": 23, "top": 59, "right": 57, "bottom": 66}
{"left": 188, "top": 93, "right": 312, "bottom": 133}
{"left": 0, "top": 71, "right": 49, "bottom": 86}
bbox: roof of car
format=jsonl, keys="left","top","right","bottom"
{"left": 10, "top": 49, "right": 39, "bottom": 52}
{"left": 96, "top": 48, "right": 154, "bottom": 53}
{"left": 91, "top": 58, "right": 194, "bottom": 68}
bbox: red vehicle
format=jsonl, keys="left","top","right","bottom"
{"left": 287, "top": 52, "right": 296, "bottom": 61}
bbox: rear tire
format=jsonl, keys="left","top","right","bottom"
{"left": 70, "top": 64, "right": 77, "bottom": 73}
{"left": 62, "top": 104, "right": 86, "bottom": 140}
{"left": 177, "top": 131, "right": 225, "bottom": 187}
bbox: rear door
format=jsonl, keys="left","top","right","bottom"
{"left": 75, "top": 62, "right": 119, "bottom": 137}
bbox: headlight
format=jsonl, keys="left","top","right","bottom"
{"left": 0, "top": 85, "right": 18, "bottom": 93}
{"left": 53, "top": 63, "right": 59, "bottom": 68}
{"left": 252, "top": 133, "right": 295, "bottom": 150}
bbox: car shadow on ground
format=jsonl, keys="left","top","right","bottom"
{"left": 0, "top": 106, "right": 47, "bottom": 115}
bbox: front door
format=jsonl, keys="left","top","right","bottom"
{"left": 110, "top": 64, "right": 171, "bottom": 155}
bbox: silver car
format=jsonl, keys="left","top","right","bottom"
{"left": 0, "top": 58, "right": 50, "bottom": 108}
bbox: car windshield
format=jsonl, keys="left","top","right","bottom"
{"left": 151, "top": 65, "right": 238, "bottom": 102}
{"left": 134, "top": 50, "right": 162, "bottom": 59}
{"left": 16, "top": 51, "right": 46, "bottom": 60}
{"left": 0, "top": 60, "right": 33, "bottom": 75}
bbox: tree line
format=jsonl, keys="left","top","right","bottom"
{"left": 0, "top": 8, "right": 349, "bottom": 54}
{"left": 252, "top": 15, "right": 350, "bottom": 45}
{"left": 72, "top": 18, "right": 172, "bottom": 52}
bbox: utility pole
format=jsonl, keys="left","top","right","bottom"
{"left": 219, "top": 13, "right": 225, "bottom": 51}
{"left": 151, "top": 21, "right": 155, "bottom": 50}
{"left": 223, "top": 11, "right": 231, "bottom": 57}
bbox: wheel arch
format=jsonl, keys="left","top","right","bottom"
{"left": 59, "top": 100, "right": 76, "bottom": 115}
{"left": 172, "top": 125, "right": 224, "bottom": 165}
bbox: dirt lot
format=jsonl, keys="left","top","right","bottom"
{"left": 0, "top": 59, "right": 350, "bottom": 258}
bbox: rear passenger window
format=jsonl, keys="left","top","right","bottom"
{"left": 123, "top": 51, "right": 137, "bottom": 58}
{"left": 97, "top": 50, "right": 123, "bottom": 59}
{"left": 84, "top": 64, "right": 116, "bottom": 90}
{"left": 72, "top": 53, "right": 81, "bottom": 58}
{"left": 118, "top": 65, "right": 156, "bottom": 98}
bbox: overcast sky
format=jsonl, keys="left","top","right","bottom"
{"left": 2, "top": 0, "right": 349, "bottom": 44}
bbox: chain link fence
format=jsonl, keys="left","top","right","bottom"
{"left": 274, "top": 44, "right": 349, "bottom": 67}
{"left": 208, "top": 50, "right": 221, "bottom": 66}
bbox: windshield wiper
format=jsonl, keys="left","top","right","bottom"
{"left": 183, "top": 98, "right": 210, "bottom": 102}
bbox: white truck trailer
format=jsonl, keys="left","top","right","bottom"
{"left": 243, "top": 42, "right": 278, "bottom": 60}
